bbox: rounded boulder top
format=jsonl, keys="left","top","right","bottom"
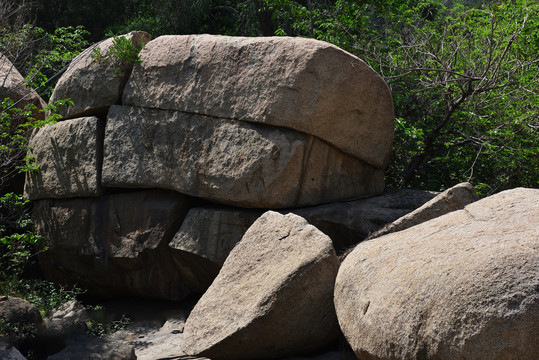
{"left": 123, "top": 34, "right": 394, "bottom": 169}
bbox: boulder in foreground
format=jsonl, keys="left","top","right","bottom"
{"left": 181, "top": 211, "right": 340, "bottom": 359}
{"left": 335, "top": 188, "right": 539, "bottom": 360}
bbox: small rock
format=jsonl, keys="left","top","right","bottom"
{"left": 0, "top": 337, "right": 27, "bottom": 360}
{"left": 43, "top": 300, "right": 89, "bottom": 337}
{"left": 0, "top": 297, "right": 42, "bottom": 325}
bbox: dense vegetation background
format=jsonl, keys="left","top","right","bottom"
{"left": 1, "top": 0, "right": 538, "bottom": 194}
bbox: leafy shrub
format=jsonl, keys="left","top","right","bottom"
{"left": 0, "top": 191, "right": 84, "bottom": 320}
{"left": 0, "top": 193, "right": 44, "bottom": 281}
{"left": 85, "top": 314, "right": 132, "bottom": 338}
{"left": 1, "top": 98, "right": 72, "bottom": 187}
{"left": 91, "top": 32, "right": 144, "bottom": 77}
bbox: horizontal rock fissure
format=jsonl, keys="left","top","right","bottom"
{"left": 120, "top": 103, "right": 375, "bottom": 168}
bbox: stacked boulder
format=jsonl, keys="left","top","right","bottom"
{"left": 23, "top": 32, "right": 539, "bottom": 359}
{"left": 26, "top": 33, "right": 398, "bottom": 301}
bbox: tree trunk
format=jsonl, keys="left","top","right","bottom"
{"left": 254, "top": 1, "right": 275, "bottom": 36}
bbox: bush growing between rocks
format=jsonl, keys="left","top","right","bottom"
{"left": 90, "top": 31, "right": 145, "bottom": 77}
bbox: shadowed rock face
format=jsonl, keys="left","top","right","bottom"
{"left": 335, "top": 188, "right": 539, "bottom": 360}
{"left": 102, "top": 105, "right": 384, "bottom": 208}
{"left": 169, "top": 188, "right": 439, "bottom": 266}
{"left": 366, "top": 182, "right": 479, "bottom": 240}
{"left": 123, "top": 35, "right": 394, "bottom": 169}
{"left": 33, "top": 189, "right": 195, "bottom": 300}
{"left": 181, "top": 211, "right": 340, "bottom": 360}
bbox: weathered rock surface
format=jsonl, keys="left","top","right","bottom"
{"left": 49, "top": 31, "right": 151, "bottom": 119}
{"left": 290, "top": 188, "right": 438, "bottom": 252}
{"left": 48, "top": 335, "right": 136, "bottom": 360}
{"left": 181, "top": 211, "right": 340, "bottom": 359}
{"left": 335, "top": 188, "right": 539, "bottom": 360}
{"left": 367, "top": 182, "right": 478, "bottom": 239}
{"left": 123, "top": 35, "right": 394, "bottom": 168}
{"left": 43, "top": 300, "right": 89, "bottom": 338}
{"left": 0, "top": 52, "right": 46, "bottom": 120}
{"left": 102, "top": 105, "right": 384, "bottom": 208}
{"left": 170, "top": 207, "right": 263, "bottom": 265}
{"left": 24, "top": 117, "right": 104, "bottom": 200}
{"left": 33, "top": 189, "right": 193, "bottom": 300}
{"left": 170, "top": 189, "right": 437, "bottom": 266}
{"left": 0, "top": 296, "right": 42, "bottom": 326}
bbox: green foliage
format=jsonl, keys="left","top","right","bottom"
{"left": 0, "top": 315, "right": 39, "bottom": 345}
{"left": 24, "top": 25, "right": 90, "bottom": 98}
{"left": 263, "top": 0, "right": 539, "bottom": 195}
{"left": 85, "top": 314, "right": 132, "bottom": 338}
{"left": 90, "top": 32, "right": 144, "bottom": 77}
{"left": 0, "top": 191, "right": 84, "bottom": 319}
{"left": 0, "top": 193, "right": 44, "bottom": 281}
{"left": 106, "top": 0, "right": 212, "bottom": 37}
{"left": 0, "top": 21, "right": 90, "bottom": 100}
{"left": 23, "top": 281, "right": 83, "bottom": 316}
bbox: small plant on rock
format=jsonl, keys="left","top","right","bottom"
{"left": 91, "top": 32, "right": 144, "bottom": 77}
{"left": 85, "top": 314, "right": 132, "bottom": 338}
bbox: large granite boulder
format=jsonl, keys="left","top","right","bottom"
{"left": 33, "top": 189, "right": 193, "bottom": 300}
{"left": 169, "top": 189, "right": 437, "bottom": 266}
{"left": 123, "top": 35, "right": 394, "bottom": 169}
{"left": 181, "top": 211, "right": 340, "bottom": 359}
{"left": 102, "top": 105, "right": 383, "bottom": 208}
{"left": 24, "top": 117, "right": 104, "bottom": 200}
{"left": 334, "top": 188, "right": 539, "bottom": 360}
{"left": 49, "top": 31, "right": 151, "bottom": 120}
